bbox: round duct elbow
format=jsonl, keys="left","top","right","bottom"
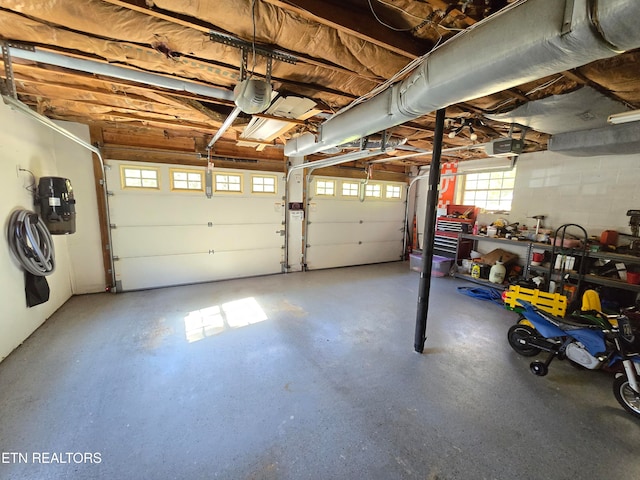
{"left": 234, "top": 78, "right": 272, "bottom": 114}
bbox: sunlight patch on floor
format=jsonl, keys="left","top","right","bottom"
{"left": 184, "top": 297, "right": 268, "bottom": 343}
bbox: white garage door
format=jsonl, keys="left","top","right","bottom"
{"left": 305, "top": 176, "right": 406, "bottom": 270}
{"left": 106, "top": 161, "right": 285, "bottom": 291}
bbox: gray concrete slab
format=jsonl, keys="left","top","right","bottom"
{"left": 1, "top": 262, "right": 639, "bottom": 479}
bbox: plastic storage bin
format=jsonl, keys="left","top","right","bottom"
{"left": 410, "top": 253, "right": 452, "bottom": 277}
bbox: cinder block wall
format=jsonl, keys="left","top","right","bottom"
{"left": 509, "top": 150, "right": 640, "bottom": 237}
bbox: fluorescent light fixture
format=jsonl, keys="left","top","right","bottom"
{"left": 607, "top": 109, "right": 640, "bottom": 125}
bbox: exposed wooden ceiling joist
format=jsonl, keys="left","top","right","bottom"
{"left": 262, "top": 0, "right": 429, "bottom": 59}
{"left": 1, "top": 0, "right": 637, "bottom": 171}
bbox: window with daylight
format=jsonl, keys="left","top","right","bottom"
{"left": 215, "top": 173, "right": 242, "bottom": 192}
{"left": 342, "top": 182, "right": 359, "bottom": 197}
{"left": 120, "top": 165, "right": 159, "bottom": 189}
{"left": 385, "top": 184, "right": 402, "bottom": 199}
{"left": 252, "top": 175, "right": 277, "bottom": 194}
{"left": 170, "top": 169, "right": 203, "bottom": 192}
{"left": 364, "top": 183, "right": 382, "bottom": 198}
{"left": 462, "top": 169, "right": 516, "bottom": 211}
{"left": 316, "top": 179, "right": 335, "bottom": 196}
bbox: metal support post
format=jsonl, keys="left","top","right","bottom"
{"left": 414, "top": 108, "right": 446, "bottom": 353}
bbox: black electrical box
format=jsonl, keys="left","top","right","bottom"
{"left": 37, "top": 176, "right": 76, "bottom": 235}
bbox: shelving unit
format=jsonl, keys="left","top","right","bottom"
{"left": 529, "top": 245, "right": 640, "bottom": 293}
{"left": 455, "top": 233, "right": 640, "bottom": 294}
{"left": 453, "top": 234, "right": 533, "bottom": 290}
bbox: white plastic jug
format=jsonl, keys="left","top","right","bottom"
{"left": 489, "top": 260, "right": 506, "bottom": 284}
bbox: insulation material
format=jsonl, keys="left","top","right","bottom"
{"left": 578, "top": 50, "right": 640, "bottom": 105}
{"left": 149, "top": 0, "right": 410, "bottom": 78}
{"left": 361, "top": 0, "right": 478, "bottom": 43}
{"left": 485, "top": 87, "right": 628, "bottom": 135}
{"left": 0, "top": 10, "right": 241, "bottom": 89}
{"left": 2, "top": 63, "right": 228, "bottom": 132}
{"left": 0, "top": 0, "right": 381, "bottom": 107}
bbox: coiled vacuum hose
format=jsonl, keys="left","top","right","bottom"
{"left": 8, "top": 209, "right": 55, "bottom": 276}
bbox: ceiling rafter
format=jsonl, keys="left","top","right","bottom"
{"left": 562, "top": 68, "right": 638, "bottom": 110}
{"left": 102, "top": 0, "right": 388, "bottom": 83}
{"left": 261, "top": 0, "right": 429, "bottom": 59}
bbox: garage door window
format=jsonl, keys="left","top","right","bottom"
{"left": 215, "top": 173, "right": 242, "bottom": 193}
{"left": 316, "top": 180, "right": 335, "bottom": 196}
{"left": 364, "top": 184, "right": 382, "bottom": 198}
{"left": 170, "top": 169, "right": 203, "bottom": 192}
{"left": 385, "top": 184, "right": 402, "bottom": 200}
{"left": 252, "top": 175, "right": 277, "bottom": 194}
{"left": 120, "top": 165, "right": 159, "bottom": 189}
{"left": 342, "top": 182, "right": 359, "bottom": 197}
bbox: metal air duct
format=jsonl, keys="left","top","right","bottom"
{"left": 549, "top": 122, "right": 640, "bottom": 156}
{"left": 284, "top": 0, "right": 640, "bottom": 157}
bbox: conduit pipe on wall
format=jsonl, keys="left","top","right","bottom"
{"left": 2, "top": 94, "right": 117, "bottom": 291}
{"left": 284, "top": 0, "right": 640, "bottom": 158}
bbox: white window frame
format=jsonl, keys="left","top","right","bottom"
{"left": 251, "top": 174, "right": 278, "bottom": 194}
{"left": 214, "top": 173, "right": 243, "bottom": 193}
{"left": 341, "top": 181, "right": 360, "bottom": 198}
{"left": 170, "top": 168, "right": 204, "bottom": 192}
{"left": 462, "top": 168, "right": 516, "bottom": 212}
{"left": 120, "top": 165, "right": 160, "bottom": 190}
{"left": 364, "top": 183, "right": 382, "bottom": 198}
{"left": 385, "top": 184, "right": 402, "bottom": 200}
{"left": 315, "top": 179, "right": 336, "bottom": 196}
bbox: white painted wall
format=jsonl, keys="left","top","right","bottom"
{"left": 0, "top": 101, "right": 104, "bottom": 362}
{"left": 463, "top": 150, "right": 640, "bottom": 239}
{"left": 414, "top": 150, "right": 640, "bottom": 250}
{"left": 53, "top": 122, "right": 106, "bottom": 294}
{"left": 509, "top": 150, "right": 640, "bottom": 238}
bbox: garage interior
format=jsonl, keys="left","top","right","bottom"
{"left": 2, "top": 0, "right": 640, "bottom": 478}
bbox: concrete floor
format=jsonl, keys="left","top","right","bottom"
{"left": 1, "top": 261, "right": 639, "bottom": 479}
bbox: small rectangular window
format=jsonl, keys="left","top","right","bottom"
{"left": 463, "top": 168, "right": 516, "bottom": 211}
{"left": 252, "top": 175, "right": 277, "bottom": 194}
{"left": 316, "top": 179, "right": 335, "bottom": 196}
{"left": 170, "top": 168, "right": 204, "bottom": 192}
{"left": 121, "top": 165, "right": 159, "bottom": 190}
{"left": 364, "top": 184, "right": 382, "bottom": 198}
{"left": 215, "top": 173, "right": 242, "bottom": 193}
{"left": 385, "top": 184, "right": 402, "bottom": 199}
{"left": 342, "top": 182, "right": 359, "bottom": 197}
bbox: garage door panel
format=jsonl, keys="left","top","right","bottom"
{"left": 310, "top": 201, "right": 403, "bottom": 223}
{"left": 108, "top": 194, "right": 212, "bottom": 226}
{"left": 112, "top": 224, "right": 283, "bottom": 258}
{"left": 112, "top": 225, "right": 211, "bottom": 257}
{"left": 306, "top": 241, "right": 403, "bottom": 270}
{"left": 208, "top": 224, "right": 284, "bottom": 251}
{"left": 306, "top": 177, "right": 406, "bottom": 270}
{"left": 308, "top": 221, "right": 404, "bottom": 245}
{"left": 116, "top": 248, "right": 282, "bottom": 291}
{"left": 109, "top": 195, "right": 283, "bottom": 227}
{"left": 106, "top": 161, "right": 284, "bottom": 290}
{"left": 208, "top": 198, "right": 284, "bottom": 224}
